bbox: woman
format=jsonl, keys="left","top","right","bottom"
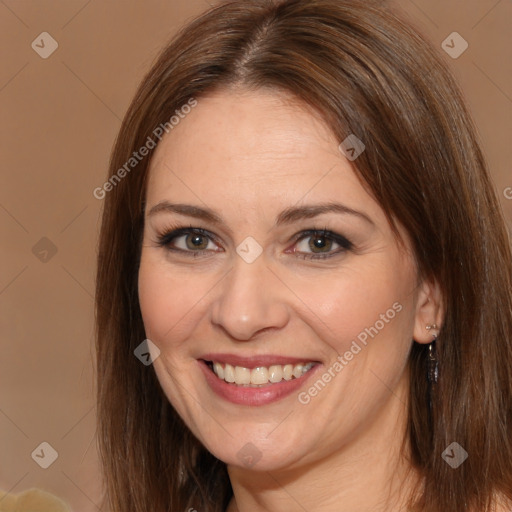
{"left": 95, "top": 1, "right": 512, "bottom": 511}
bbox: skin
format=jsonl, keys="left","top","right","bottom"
{"left": 138, "top": 88, "right": 443, "bottom": 512}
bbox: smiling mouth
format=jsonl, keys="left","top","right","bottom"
{"left": 204, "top": 361, "right": 317, "bottom": 387}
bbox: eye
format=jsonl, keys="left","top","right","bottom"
{"left": 155, "top": 225, "right": 352, "bottom": 260}
{"left": 156, "top": 226, "right": 221, "bottom": 255}
{"left": 291, "top": 229, "right": 353, "bottom": 260}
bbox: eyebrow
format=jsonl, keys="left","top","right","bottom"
{"left": 147, "top": 200, "right": 374, "bottom": 226}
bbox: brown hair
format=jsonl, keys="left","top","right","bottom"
{"left": 95, "top": 1, "right": 512, "bottom": 510}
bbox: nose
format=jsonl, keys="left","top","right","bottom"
{"left": 210, "top": 255, "right": 290, "bottom": 341}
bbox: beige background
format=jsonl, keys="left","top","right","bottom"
{"left": 0, "top": 0, "right": 510, "bottom": 510}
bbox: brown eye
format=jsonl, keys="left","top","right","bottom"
{"left": 308, "top": 235, "right": 333, "bottom": 253}
{"left": 157, "top": 227, "right": 220, "bottom": 254}
{"left": 293, "top": 229, "right": 353, "bottom": 260}
{"left": 185, "top": 233, "right": 209, "bottom": 250}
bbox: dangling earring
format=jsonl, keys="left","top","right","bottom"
{"left": 426, "top": 323, "right": 439, "bottom": 384}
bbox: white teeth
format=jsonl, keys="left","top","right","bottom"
{"left": 251, "top": 367, "right": 269, "bottom": 385}
{"left": 224, "top": 364, "right": 235, "bottom": 383}
{"left": 292, "top": 364, "right": 304, "bottom": 378}
{"left": 210, "top": 361, "right": 316, "bottom": 386}
{"left": 268, "top": 365, "right": 283, "bottom": 383}
{"left": 234, "top": 366, "right": 251, "bottom": 385}
{"left": 213, "top": 362, "right": 224, "bottom": 380}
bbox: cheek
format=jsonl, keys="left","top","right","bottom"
{"left": 137, "top": 252, "right": 209, "bottom": 348}
{"left": 296, "top": 266, "right": 411, "bottom": 342}
{"left": 289, "top": 263, "right": 416, "bottom": 427}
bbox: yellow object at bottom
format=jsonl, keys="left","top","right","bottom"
{"left": 0, "top": 488, "right": 71, "bottom": 512}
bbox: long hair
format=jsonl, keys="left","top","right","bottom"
{"left": 95, "top": 1, "right": 512, "bottom": 510}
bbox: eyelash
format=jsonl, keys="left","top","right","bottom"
{"left": 154, "top": 224, "right": 353, "bottom": 260}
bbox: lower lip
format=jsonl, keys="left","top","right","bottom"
{"left": 198, "top": 360, "right": 322, "bottom": 406}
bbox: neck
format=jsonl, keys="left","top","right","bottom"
{"left": 226, "top": 371, "right": 421, "bottom": 512}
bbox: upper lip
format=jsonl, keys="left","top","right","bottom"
{"left": 200, "top": 353, "right": 320, "bottom": 369}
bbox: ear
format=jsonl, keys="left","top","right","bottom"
{"left": 413, "top": 278, "right": 444, "bottom": 344}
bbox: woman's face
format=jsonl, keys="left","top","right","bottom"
{"left": 138, "top": 89, "right": 430, "bottom": 472}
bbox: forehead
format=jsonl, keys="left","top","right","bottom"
{"left": 145, "top": 89, "right": 380, "bottom": 221}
